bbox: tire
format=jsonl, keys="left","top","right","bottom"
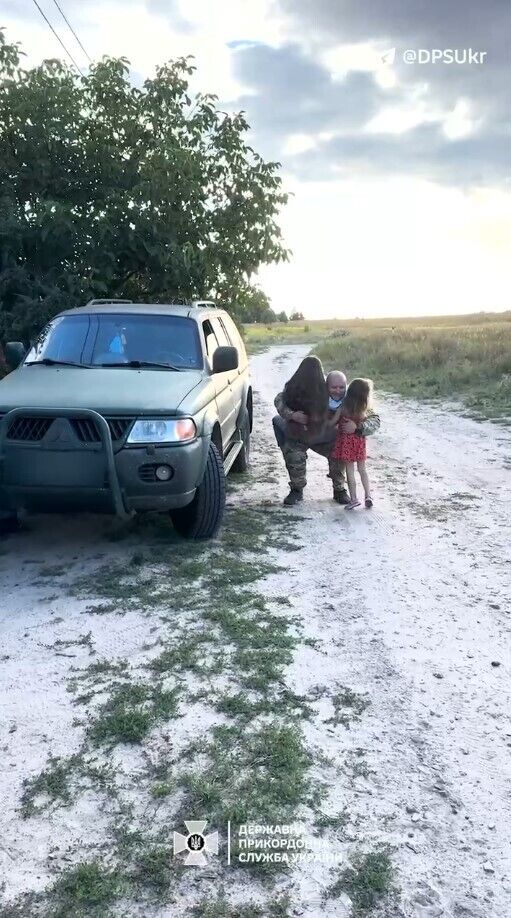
{"left": 170, "top": 443, "right": 226, "bottom": 539}
{"left": 0, "top": 510, "right": 20, "bottom": 535}
{"left": 231, "top": 413, "right": 251, "bottom": 473}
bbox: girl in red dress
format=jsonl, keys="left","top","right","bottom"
{"left": 330, "top": 378, "right": 373, "bottom": 509}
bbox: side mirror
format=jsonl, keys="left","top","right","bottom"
{"left": 212, "top": 346, "right": 238, "bottom": 374}
{"left": 5, "top": 342, "right": 26, "bottom": 370}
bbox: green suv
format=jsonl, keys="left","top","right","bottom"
{"left": 0, "top": 300, "right": 252, "bottom": 539}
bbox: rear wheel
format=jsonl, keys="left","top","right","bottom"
{"left": 170, "top": 443, "right": 226, "bottom": 539}
{"left": 231, "top": 413, "right": 250, "bottom": 473}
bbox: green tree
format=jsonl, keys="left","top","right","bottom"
{"left": 0, "top": 31, "right": 289, "bottom": 341}
{"left": 290, "top": 311, "right": 304, "bottom": 321}
{"left": 234, "top": 284, "right": 278, "bottom": 323}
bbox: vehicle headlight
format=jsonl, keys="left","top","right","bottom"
{"left": 127, "top": 418, "right": 197, "bottom": 444}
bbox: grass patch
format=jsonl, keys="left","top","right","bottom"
{"left": 49, "top": 861, "right": 123, "bottom": 917}
{"left": 37, "top": 564, "right": 68, "bottom": 578}
{"left": 180, "top": 721, "right": 314, "bottom": 839}
{"left": 244, "top": 312, "right": 511, "bottom": 422}
{"left": 83, "top": 602, "right": 119, "bottom": 615}
{"left": 316, "top": 810, "right": 349, "bottom": 834}
{"left": 72, "top": 510, "right": 290, "bottom": 613}
{"left": 406, "top": 491, "right": 482, "bottom": 524}
{"left": 66, "top": 658, "right": 130, "bottom": 706}
{"left": 314, "top": 319, "right": 511, "bottom": 422}
{"left": 346, "top": 749, "right": 374, "bottom": 780}
{"left": 192, "top": 894, "right": 291, "bottom": 917}
{"left": 45, "top": 632, "right": 94, "bottom": 652}
{"left": 216, "top": 687, "right": 311, "bottom": 722}
{"left": 326, "top": 846, "right": 398, "bottom": 916}
{"left": 129, "top": 843, "right": 174, "bottom": 892}
{"left": 150, "top": 781, "right": 175, "bottom": 798}
{"left": 88, "top": 681, "right": 180, "bottom": 746}
{"left": 20, "top": 755, "right": 82, "bottom": 817}
{"left": 326, "top": 686, "right": 371, "bottom": 728}
{"left": 150, "top": 630, "right": 223, "bottom": 676}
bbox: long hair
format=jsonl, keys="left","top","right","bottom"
{"left": 343, "top": 378, "right": 373, "bottom": 420}
{"left": 284, "top": 355, "right": 328, "bottom": 434}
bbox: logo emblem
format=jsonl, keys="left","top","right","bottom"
{"left": 46, "top": 418, "right": 73, "bottom": 443}
{"left": 173, "top": 820, "right": 219, "bottom": 866}
{"left": 381, "top": 47, "right": 396, "bottom": 65}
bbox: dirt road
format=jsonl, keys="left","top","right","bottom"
{"left": 0, "top": 344, "right": 510, "bottom": 917}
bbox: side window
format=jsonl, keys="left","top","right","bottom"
{"left": 221, "top": 314, "right": 247, "bottom": 368}
{"left": 211, "top": 317, "right": 230, "bottom": 348}
{"left": 202, "top": 320, "right": 220, "bottom": 359}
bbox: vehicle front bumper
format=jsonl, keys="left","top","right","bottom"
{"left": 0, "top": 408, "right": 209, "bottom": 516}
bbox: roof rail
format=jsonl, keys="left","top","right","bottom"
{"left": 191, "top": 300, "right": 216, "bottom": 308}
{"left": 85, "top": 298, "right": 134, "bottom": 306}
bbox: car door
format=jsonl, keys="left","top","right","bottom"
{"left": 202, "top": 319, "right": 236, "bottom": 449}
{"left": 211, "top": 316, "right": 239, "bottom": 444}
{"left": 218, "top": 314, "right": 245, "bottom": 427}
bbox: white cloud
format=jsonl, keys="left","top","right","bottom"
{"left": 283, "top": 133, "right": 317, "bottom": 155}
{"left": 443, "top": 99, "right": 476, "bottom": 140}
{"left": 365, "top": 106, "right": 436, "bottom": 135}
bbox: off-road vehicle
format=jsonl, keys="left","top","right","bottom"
{"left": 0, "top": 300, "right": 252, "bottom": 539}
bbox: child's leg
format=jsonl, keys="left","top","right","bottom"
{"left": 357, "top": 461, "right": 371, "bottom": 498}
{"left": 345, "top": 462, "right": 357, "bottom": 500}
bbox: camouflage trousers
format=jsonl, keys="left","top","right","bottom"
{"left": 282, "top": 438, "right": 346, "bottom": 491}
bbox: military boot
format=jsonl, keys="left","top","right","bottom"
{"left": 283, "top": 488, "right": 303, "bottom": 506}
{"left": 333, "top": 488, "right": 350, "bottom": 505}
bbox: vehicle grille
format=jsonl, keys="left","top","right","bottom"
{"left": 6, "top": 417, "right": 53, "bottom": 441}
{"left": 107, "top": 418, "right": 133, "bottom": 440}
{"left": 71, "top": 418, "right": 134, "bottom": 442}
{"left": 5, "top": 416, "right": 133, "bottom": 442}
{"left": 71, "top": 418, "right": 100, "bottom": 442}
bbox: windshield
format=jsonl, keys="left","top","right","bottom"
{"left": 25, "top": 313, "right": 203, "bottom": 370}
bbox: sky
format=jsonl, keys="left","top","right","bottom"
{"left": 2, "top": 0, "right": 511, "bottom": 319}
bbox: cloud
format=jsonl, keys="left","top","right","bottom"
{"left": 226, "top": 1, "right": 511, "bottom": 185}
{"left": 6, "top": 0, "right": 510, "bottom": 187}
{"left": 145, "top": 0, "right": 197, "bottom": 33}
{"left": 277, "top": 0, "right": 508, "bottom": 55}
{"left": 277, "top": 0, "right": 511, "bottom": 121}
{"left": 285, "top": 122, "right": 511, "bottom": 187}
{"left": 231, "top": 42, "right": 389, "bottom": 158}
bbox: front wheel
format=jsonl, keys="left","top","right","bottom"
{"left": 170, "top": 443, "right": 226, "bottom": 539}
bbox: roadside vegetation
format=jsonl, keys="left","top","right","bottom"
{"left": 325, "top": 846, "right": 398, "bottom": 916}
{"left": 0, "top": 28, "right": 288, "bottom": 348}
{"left": 245, "top": 312, "right": 511, "bottom": 421}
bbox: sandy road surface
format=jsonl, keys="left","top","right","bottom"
{"left": 0, "top": 344, "right": 510, "bottom": 917}
{"left": 249, "top": 346, "right": 511, "bottom": 917}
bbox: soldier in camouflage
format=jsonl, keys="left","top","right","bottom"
{"left": 273, "top": 369, "right": 380, "bottom": 506}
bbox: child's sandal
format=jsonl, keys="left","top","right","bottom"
{"left": 365, "top": 497, "right": 373, "bottom": 509}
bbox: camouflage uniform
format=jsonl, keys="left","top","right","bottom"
{"left": 274, "top": 391, "right": 380, "bottom": 491}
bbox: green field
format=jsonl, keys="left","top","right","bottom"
{"left": 244, "top": 312, "right": 511, "bottom": 422}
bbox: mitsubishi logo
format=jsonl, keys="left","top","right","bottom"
{"left": 46, "top": 418, "right": 73, "bottom": 443}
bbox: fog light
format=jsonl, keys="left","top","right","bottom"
{"left": 155, "top": 465, "right": 172, "bottom": 481}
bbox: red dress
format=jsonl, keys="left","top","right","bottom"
{"left": 331, "top": 416, "right": 366, "bottom": 462}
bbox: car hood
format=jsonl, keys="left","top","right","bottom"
{"left": 0, "top": 366, "right": 207, "bottom": 415}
